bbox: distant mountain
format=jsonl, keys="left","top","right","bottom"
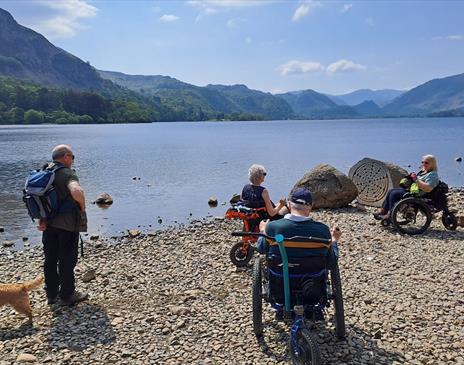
{"left": 382, "top": 73, "right": 464, "bottom": 116}
{"left": 352, "top": 100, "right": 383, "bottom": 117}
{"left": 206, "top": 84, "right": 294, "bottom": 119}
{"left": 0, "top": 8, "right": 110, "bottom": 91}
{"left": 99, "top": 70, "right": 294, "bottom": 120}
{"left": 327, "top": 89, "right": 404, "bottom": 107}
{"left": 276, "top": 89, "right": 360, "bottom": 119}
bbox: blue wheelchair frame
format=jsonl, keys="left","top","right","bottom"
{"left": 231, "top": 231, "right": 344, "bottom": 363}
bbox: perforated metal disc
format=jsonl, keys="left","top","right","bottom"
{"left": 349, "top": 159, "right": 391, "bottom": 206}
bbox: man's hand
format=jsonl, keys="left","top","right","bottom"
{"left": 279, "top": 198, "right": 287, "bottom": 206}
{"left": 37, "top": 219, "right": 47, "bottom": 232}
{"left": 259, "top": 219, "right": 269, "bottom": 232}
{"left": 409, "top": 172, "right": 417, "bottom": 181}
{"left": 331, "top": 225, "right": 341, "bottom": 241}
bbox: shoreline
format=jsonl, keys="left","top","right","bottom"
{"left": 1, "top": 115, "right": 464, "bottom": 127}
{"left": 1, "top": 197, "right": 463, "bottom": 364}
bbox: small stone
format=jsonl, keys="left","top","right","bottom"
{"left": 128, "top": 229, "right": 141, "bottom": 238}
{"left": 169, "top": 306, "right": 191, "bottom": 315}
{"left": 0, "top": 227, "right": 4, "bottom": 232}
{"left": 132, "top": 176, "right": 137, "bottom": 180}
{"left": 455, "top": 157, "right": 462, "bottom": 162}
{"left": 90, "top": 234, "right": 99, "bottom": 240}
{"left": 374, "top": 329, "right": 382, "bottom": 339}
{"left": 229, "top": 193, "right": 241, "bottom": 204}
{"left": 16, "top": 354, "right": 37, "bottom": 363}
{"left": 208, "top": 197, "right": 218, "bottom": 207}
{"left": 95, "top": 192, "right": 113, "bottom": 205}
{"left": 3, "top": 240, "right": 13, "bottom": 247}
{"left": 111, "top": 317, "right": 124, "bottom": 326}
{"left": 82, "top": 269, "right": 96, "bottom": 283}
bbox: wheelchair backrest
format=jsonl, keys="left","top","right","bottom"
{"left": 423, "top": 181, "right": 449, "bottom": 211}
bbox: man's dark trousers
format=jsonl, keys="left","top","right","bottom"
{"left": 42, "top": 226, "right": 79, "bottom": 300}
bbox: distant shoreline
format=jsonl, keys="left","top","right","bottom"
{"left": 1, "top": 114, "right": 464, "bottom": 126}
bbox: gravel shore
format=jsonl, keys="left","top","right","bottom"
{"left": 1, "top": 191, "right": 463, "bottom": 364}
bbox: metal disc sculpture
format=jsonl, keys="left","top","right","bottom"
{"left": 349, "top": 158, "right": 407, "bottom": 207}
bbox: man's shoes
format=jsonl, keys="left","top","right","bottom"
{"left": 61, "top": 291, "right": 89, "bottom": 306}
{"left": 47, "top": 296, "right": 58, "bottom": 305}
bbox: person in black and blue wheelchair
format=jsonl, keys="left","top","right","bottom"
{"left": 232, "top": 187, "right": 345, "bottom": 365}
{"left": 373, "top": 154, "right": 457, "bottom": 235}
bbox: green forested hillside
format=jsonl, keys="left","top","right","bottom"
{"left": 0, "top": 77, "right": 166, "bottom": 124}
{"left": 99, "top": 70, "right": 292, "bottom": 120}
{"left": 382, "top": 73, "right": 464, "bottom": 116}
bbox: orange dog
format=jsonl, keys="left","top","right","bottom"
{"left": 0, "top": 275, "right": 44, "bottom": 324}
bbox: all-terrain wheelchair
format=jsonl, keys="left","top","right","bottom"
{"left": 381, "top": 181, "right": 458, "bottom": 235}
{"left": 232, "top": 231, "right": 345, "bottom": 365}
{"left": 225, "top": 204, "right": 268, "bottom": 267}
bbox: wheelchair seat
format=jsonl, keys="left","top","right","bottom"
{"left": 401, "top": 181, "right": 449, "bottom": 212}
{"left": 268, "top": 254, "right": 328, "bottom": 306}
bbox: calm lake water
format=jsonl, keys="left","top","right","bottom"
{"left": 1, "top": 118, "right": 463, "bottom": 247}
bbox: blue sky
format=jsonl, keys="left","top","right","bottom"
{"left": 1, "top": 0, "right": 464, "bottom": 94}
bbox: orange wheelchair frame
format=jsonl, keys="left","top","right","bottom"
{"left": 225, "top": 205, "right": 268, "bottom": 267}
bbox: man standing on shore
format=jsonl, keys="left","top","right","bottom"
{"left": 38, "top": 144, "right": 88, "bottom": 306}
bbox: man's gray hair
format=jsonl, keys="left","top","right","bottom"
{"left": 52, "top": 144, "right": 73, "bottom": 160}
{"left": 289, "top": 201, "right": 311, "bottom": 214}
{"left": 248, "top": 164, "right": 266, "bottom": 184}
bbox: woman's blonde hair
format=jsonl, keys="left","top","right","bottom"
{"left": 422, "top": 154, "right": 438, "bottom": 171}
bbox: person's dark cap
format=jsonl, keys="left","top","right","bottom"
{"left": 290, "top": 187, "right": 313, "bottom": 205}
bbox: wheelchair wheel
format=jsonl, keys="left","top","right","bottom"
{"left": 442, "top": 211, "right": 458, "bottom": 230}
{"left": 391, "top": 197, "right": 432, "bottom": 235}
{"left": 252, "top": 258, "right": 263, "bottom": 336}
{"left": 229, "top": 242, "right": 253, "bottom": 267}
{"left": 289, "top": 328, "right": 321, "bottom": 365}
{"left": 330, "top": 264, "right": 346, "bottom": 339}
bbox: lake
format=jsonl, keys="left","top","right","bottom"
{"left": 1, "top": 118, "right": 463, "bottom": 247}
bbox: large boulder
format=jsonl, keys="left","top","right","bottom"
{"left": 293, "top": 164, "right": 358, "bottom": 208}
{"left": 348, "top": 157, "right": 408, "bottom": 207}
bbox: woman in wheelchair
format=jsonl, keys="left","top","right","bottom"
{"left": 240, "top": 164, "right": 287, "bottom": 220}
{"left": 374, "top": 154, "right": 439, "bottom": 220}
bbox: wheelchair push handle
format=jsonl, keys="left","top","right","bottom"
{"left": 231, "top": 231, "right": 332, "bottom": 244}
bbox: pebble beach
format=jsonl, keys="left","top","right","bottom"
{"left": 1, "top": 191, "right": 463, "bottom": 365}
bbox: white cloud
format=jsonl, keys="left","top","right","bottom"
{"left": 160, "top": 14, "right": 180, "bottom": 22}
{"left": 245, "top": 36, "right": 252, "bottom": 44}
{"left": 432, "top": 35, "right": 463, "bottom": 41}
{"left": 364, "top": 17, "right": 374, "bottom": 26}
{"left": 278, "top": 60, "right": 324, "bottom": 76}
{"left": 341, "top": 4, "right": 352, "bottom": 13}
{"left": 189, "top": 0, "right": 270, "bottom": 8}
{"left": 326, "top": 59, "right": 366, "bottom": 75}
{"left": 189, "top": 0, "right": 271, "bottom": 21}
{"left": 33, "top": 0, "right": 98, "bottom": 39}
{"left": 292, "top": 1, "right": 321, "bottom": 22}
{"left": 227, "top": 17, "right": 246, "bottom": 28}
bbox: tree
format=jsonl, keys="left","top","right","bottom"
{"left": 24, "top": 109, "right": 45, "bottom": 124}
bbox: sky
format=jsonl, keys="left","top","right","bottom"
{"left": 1, "top": 0, "right": 464, "bottom": 94}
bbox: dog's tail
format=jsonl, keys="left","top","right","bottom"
{"left": 23, "top": 275, "right": 44, "bottom": 291}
